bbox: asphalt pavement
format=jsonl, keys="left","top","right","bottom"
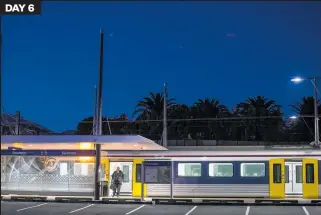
{"left": 1, "top": 201, "right": 320, "bottom": 215}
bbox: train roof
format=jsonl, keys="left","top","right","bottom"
{"left": 167, "top": 145, "right": 320, "bottom": 151}
{"left": 102, "top": 145, "right": 321, "bottom": 158}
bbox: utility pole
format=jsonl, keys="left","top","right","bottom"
{"left": 15, "top": 111, "right": 20, "bottom": 135}
{"left": 93, "top": 85, "right": 97, "bottom": 135}
{"left": 313, "top": 77, "right": 320, "bottom": 146}
{"left": 0, "top": 16, "right": 3, "bottom": 120}
{"left": 163, "top": 83, "right": 168, "bottom": 147}
{"left": 94, "top": 29, "right": 104, "bottom": 201}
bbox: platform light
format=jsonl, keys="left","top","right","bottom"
{"left": 290, "top": 76, "right": 320, "bottom": 147}
{"left": 13, "top": 142, "right": 23, "bottom": 148}
{"left": 79, "top": 157, "right": 93, "bottom": 162}
{"left": 79, "top": 142, "right": 93, "bottom": 150}
{"left": 289, "top": 115, "right": 298, "bottom": 119}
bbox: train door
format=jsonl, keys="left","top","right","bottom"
{"left": 302, "top": 158, "right": 319, "bottom": 199}
{"left": 109, "top": 161, "right": 133, "bottom": 196}
{"left": 269, "top": 159, "right": 285, "bottom": 198}
{"left": 285, "top": 162, "right": 303, "bottom": 196}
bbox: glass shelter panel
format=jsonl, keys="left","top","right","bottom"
{"left": 1, "top": 155, "right": 95, "bottom": 192}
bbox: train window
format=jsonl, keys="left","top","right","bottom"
{"left": 285, "top": 165, "right": 289, "bottom": 183}
{"left": 296, "top": 165, "right": 303, "bottom": 183}
{"left": 306, "top": 164, "right": 314, "bottom": 183}
{"left": 158, "top": 166, "right": 171, "bottom": 183}
{"left": 144, "top": 166, "right": 170, "bottom": 184}
{"left": 178, "top": 163, "right": 202, "bottom": 177}
{"left": 273, "top": 164, "right": 281, "bottom": 183}
{"left": 136, "top": 164, "right": 142, "bottom": 182}
{"left": 209, "top": 163, "right": 233, "bottom": 177}
{"left": 240, "top": 163, "right": 265, "bottom": 177}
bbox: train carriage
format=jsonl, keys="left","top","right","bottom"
{"left": 104, "top": 147, "right": 321, "bottom": 199}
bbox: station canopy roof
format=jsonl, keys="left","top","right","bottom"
{"left": 1, "top": 135, "right": 167, "bottom": 151}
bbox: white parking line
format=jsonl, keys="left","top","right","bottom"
{"left": 245, "top": 206, "right": 251, "bottom": 215}
{"left": 125, "top": 205, "right": 145, "bottom": 215}
{"left": 69, "top": 204, "right": 95, "bottom": 214}
{"left": 185, "top": 206, "right": 197, "bottom": 215}
{"left": 302, "top": 206, "right": 310, "bottom": 215}
{"left": 16, "top": 203, "right": 48, "bottom": 212}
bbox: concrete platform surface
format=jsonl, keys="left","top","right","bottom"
{"left": 1, "top": 201, "right": 320, "bottom": 215}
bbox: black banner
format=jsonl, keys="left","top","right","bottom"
{"left": 0, "top": 0, "right": 41, "bottom": 15}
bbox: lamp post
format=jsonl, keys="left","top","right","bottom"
{"left": 291, "top": 76, "right": 320, "bottom": 146}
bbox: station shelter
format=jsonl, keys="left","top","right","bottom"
{"left": 0, "top": 135, "right": 167, "bottom": 197}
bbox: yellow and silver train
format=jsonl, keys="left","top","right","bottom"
{"left": 103, "top": 147, "right": 320, "bottom": 199}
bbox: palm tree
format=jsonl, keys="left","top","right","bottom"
{"left": 133, "top": 92, "right": 175, "bottom": 139}
{"left": 190, "top": 98, "right": 229, "bottom": 140}
{"left": 235, "top": 96, "right": 282, "bottom": 141}
{"left": 168, "top": 104, "right": 190, "bottom": 119}
{"left": 291, "top": 96, "right": 320, "bottom": 115}
{"left": 133, "top": 92, "right": 176, "bottom": 120}
{"left": 238, "top": 96, "right": 281, "bottom": 116}
{"left": 290, "top": 96, "right": 321, "bottom": 142}
{"left": 193, "top": 99, "right": 228, "bottom": 117}
{"left": 168, "top": 104, "right": 191, "bottom": 139}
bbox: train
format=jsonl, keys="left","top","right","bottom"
{"left": 1, "top": 142, "right": 320, "bottom": 199}
{"left": 104, "top": 146, "right": 321, "bottom": 199}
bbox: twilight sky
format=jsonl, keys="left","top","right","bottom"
{"left": 2, "top": 1, "right": 321, "bottom": 132}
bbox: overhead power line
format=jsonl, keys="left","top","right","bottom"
{"left": 79, "top": 116, "right": 284, "bottom": 124}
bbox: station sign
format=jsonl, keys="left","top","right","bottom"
{"left": 0, "top": 150, "right": 96, "bottom": 157}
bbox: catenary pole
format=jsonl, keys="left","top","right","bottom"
{"left": 94, "top": 29, "right": 104, "bottom": 200}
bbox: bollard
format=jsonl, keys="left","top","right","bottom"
{"left": 103, "top": 180, "right": 109, "bottom": 197}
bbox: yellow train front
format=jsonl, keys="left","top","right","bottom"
{"left": 104, "top": 147, "right": 321, "bottom": 199}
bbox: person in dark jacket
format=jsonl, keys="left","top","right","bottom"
{"left": 111, "top": 167, "right": 124, "bottom": 197}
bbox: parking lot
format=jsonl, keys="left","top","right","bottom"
{"left": 1, "top": 201, "right": 320, "bottom": 215}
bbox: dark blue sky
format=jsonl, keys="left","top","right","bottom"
{"left": 2, "top": 2, "right": 321, "bottom": 132}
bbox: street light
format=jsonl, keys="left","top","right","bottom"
{"left": 291, "top": 76, "right": 320, "bottom": 146}
{"left": 289, "top": 115, "right": 298, "bottom": 119}
{"left": 291, "top": 77, "right": 304, "bottom": 83}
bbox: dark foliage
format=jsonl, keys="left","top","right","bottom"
{"left": 77, "top": 93, "right": 321, "bottom": 143}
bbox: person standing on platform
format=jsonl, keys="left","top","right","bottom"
{"left": 111, "top": 166, "right": 124, "bottom": 197}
